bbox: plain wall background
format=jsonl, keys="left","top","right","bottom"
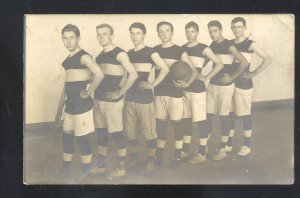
{"left": 25, "top": 14, "right": 294, "bottom": 124}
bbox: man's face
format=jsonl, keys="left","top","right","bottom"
{"left": 208, "top": 26, "right": 222, "bottom": 41}
{"left": 185, "top": 26, "right": 198, "bottom": 42}
{"left": 158, "top": 24, "right": 173, "bottom": 43}
{"left": 231, "top": 21, "right": 246, "bottom": 38}
{"left": 130, "top": 27, "right": 145, "bottom": 46}
{"left": 62, "top": 31, "right": 79, "bottom": 52}
{"left": 96, "top": 27, "right": 113, "bottom": 46}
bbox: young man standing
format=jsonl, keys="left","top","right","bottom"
{"left": 124, "top": 22, "right": 169, "bottom": 172}
{"left": 154, "top": 21, "right": 197, "bottom": 167}
{"left": 181, "top": 21, "right": 224, "bottom": 164}
{"left": 55, "top": 24, "right": 104, "bottom": 180}
{"left": 92, "top": 24, "right": 138, "bottom": 180}
{"left": 206, "top": 20, "right": 248, "bottom": 160}
{"left": 226, "top": 17, "right": 272, "bottom": 156}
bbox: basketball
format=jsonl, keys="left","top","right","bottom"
{"left": 170, "top": 60, "right": 193, "bottom": 82}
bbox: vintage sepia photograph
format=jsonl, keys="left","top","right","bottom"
{"left": 24, "top": 14, "right": 294, "bottom": 184}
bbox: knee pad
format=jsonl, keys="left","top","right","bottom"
{"left": 62, "top": 132, "right": 74, "bottom": 154}
{"left": 76, "top": 135, "right": 92, "bottom": 155}
{"left": 243, "top": 115, "right": 252, "bottom": 130}
{"left": 182, "top": 118, "right": 193, "bottom": 136}
{"left": 96, "top": 128, "right": 108, "bottom": 147}
{"left": 171, "top": 120, "right": 183, "bottom": 140}
{"left": 197, "top": 120, "right": 210, "bottom": 138}
{"left": 156, "top": 119, "right": 167, "bottom": 140}
{"left": 111, "top": 131, "right": 126, "bottom": 149}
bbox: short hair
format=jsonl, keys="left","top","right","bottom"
{"left": 231, "top": 17, "right": 247, "bottom": 26}
{"left": 129, "top": 22, "right": 146, "bottom": 34}
{"left": 207, "top": 20, "right": 222, "bottom": 30}
{"left": 157, "top": 21, "right": 174, "bottom": 32}
{"left": 61, "top": 24, "right": 80, "bottom": 37}
{"left": 185, "top": 21, "right": 199, "bottom": 32}
{"left": 96, "top": 23, "right": 114, "bottom": 34}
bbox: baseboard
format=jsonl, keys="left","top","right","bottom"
{"left": 25, "top": 98, "right": 294, "bottom": 131}
{"left": 252, "top": 98, "right": 294, "bottom": 112}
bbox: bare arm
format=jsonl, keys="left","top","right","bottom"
{"left": 202, "top": 47, "right": 224, "bottom": 80}
{"left": 80, "top": 54, "right": 104, "bottom": 98}
{"left": 227, "top": 45, "right": 248, "bottom": 81}
{"left": 106, "top": 52, "right": 138, "bottom": 100}
{"left": 138, "top": 52, "right": 169, "bottom": 90}
{"left": 150, "top": 52, "right": 169, "bottom": 87}
{"left": 242, "top": 42, "right": 272, "bottom": 80}
{"left": 55, "top": 85, "right": 65, "bottom": 125}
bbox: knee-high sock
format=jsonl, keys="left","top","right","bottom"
{"left": 96, "top": 128, "right": 108, "bottom": 167}
{"left": 242, "top": 115, "right": 252, "bottom": 147}
{"left": 171, "top": 121, "right": 183, "bottom": 159}
{"left": 227, "top": 112, "right": 236, "bottom": 147}
{"left": 76, "top": 134, "right": 92, "bottom": 172}
{"left": 220, "top": 115, "right": 230, "bottom": 149}
{"left": 111, "top": 131, "right": 126, "bottom": 168}
{"left": 182, "top": 118, "right": 193, "bottom": 153}
{"left": 156, "top": 119, "right": 167, "bottom": 159}
{"left": 197, "top": 120, "right": 210, "bottom": 156}
{"left": 147, "top": 138, "right": 157, "bottom": 161}
{"left": 62, "top": 132, "right": 75, "bottom": 169}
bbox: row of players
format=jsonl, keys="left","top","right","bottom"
{"left": 55, "top": 17, "right": 272, "bottom": 181}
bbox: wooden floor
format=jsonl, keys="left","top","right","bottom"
{"left": 24, "top": 108, "right": 294, "bottom": 184}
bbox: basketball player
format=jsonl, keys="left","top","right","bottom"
{"left": 181, "top": 21, "right": 224, "bottom": 164}
{"left": 55, "top": 24, "right": 104, "bottom": 180}
{"left": 154, "top": 21, "right": 197, "bottom": 167}
{"left": 92, "top": 23, "right": 138, "bottom": 180}
{"left": 226, "top": 17, "right": 272, "bottom": 156}
{"left": 124, "top": 22, "right": 169, "bottom": 172}
{"left": 206, "top": 20, "right": 248, "bottom": 160}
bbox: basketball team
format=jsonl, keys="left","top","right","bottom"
{"left": 55, "top": 17, "right": 272, "bottom": 181}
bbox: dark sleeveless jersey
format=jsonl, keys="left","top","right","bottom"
{"left": 210, "top": 39, "right": 235, "bottom": 86}
{"left": 126, "top": 46, "right": 155, "bottom": 104}
{"left": 232, "top": 38, "right": 254, "bottom": 89}
{"left": 153, "top": 44, "right": 185, "bottom": 98}
{"left": 182, "top": 43, "right": 208, "bottom": 93}
{"left": 62, "top": 49, "right": 94, "bottom": 115}
{"left": 94, "top": 47, "right": 125, "bottom": 102}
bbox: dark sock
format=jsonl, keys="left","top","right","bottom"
{"left": 182, "top": 118, "right": 193, "bottom": 153}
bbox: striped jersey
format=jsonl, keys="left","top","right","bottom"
{"left": 94, "top": 47, "right": 125, "bottom": 102}
{"left": 232, "top": 38, "right": 254, "bottom": 89}
{"left": 62, "top": 49, "right": 94, "bottom": 115}
{"left": 126, "top": 46, "right": 156, "bottom": 104}
{"left": 181, "top": 43, "right": 208, "bottom": 93}
{"left": 210, "top": 39, "right": 235, "bottom": 86}
{"left": 153, "top": 44, "right": 185, "bottom": 98}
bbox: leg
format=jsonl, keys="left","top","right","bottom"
{"left": 234, "top": 88, "right": 253, "bottom": 156}
{"left": 181, "top": 92, "right": 193, "bottom": 156}
{"left": 123, "top": 101, "right": 139, "bottom": 163}
{"left": 93, "top": 100, "right": 109, "bottom": 173}
{"left": 212, "top": 84, "right": 234, "bottom": 160}
{"left": 154, "top": 96, "right": 168, "bottom": 164}
{"left": 73, "top": 109, "right": 95, "bottom": 175}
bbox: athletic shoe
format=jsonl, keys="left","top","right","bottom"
{"left": 237, "top": 146, "right": 251, "bottom": 156}
{"left": 91, "top": 166, "right": 106, "bottom": 174}
{"left": 188, "top": 154, "right": 206, "bottom": 164}
{"left": 225, "top": 145, "right": 233, "bottom": 153}
{"left": 180, "top": 151, "right": 190, "bottom": 160}
{"left": 212, "top": 148, "right": 227, "bottom": 160}
{"left": 144, "top": 160, "right": 155, "bottom": 172}
{"left": 170, "top": 157, "right": 181, "bottom": 168}
{"left": 107, "top": 168, "right": 126, "bottom": 180}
